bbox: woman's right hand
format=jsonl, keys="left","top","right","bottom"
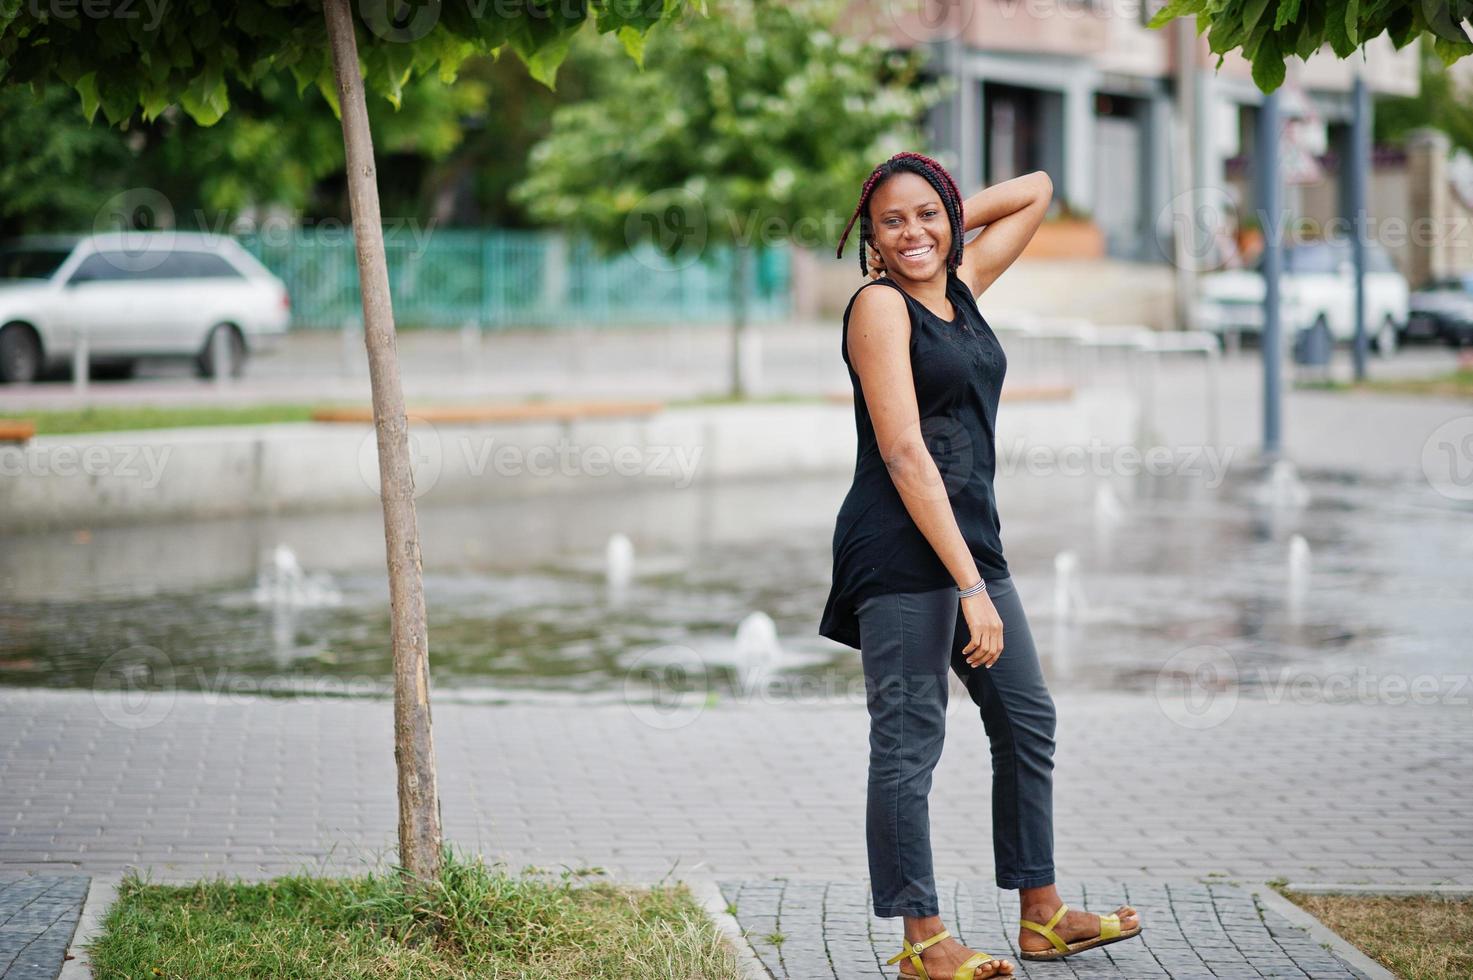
{"left": 866, "top": 242, "right": 887, "bottom": 280}
{"left": 960, "top": 591, "right": 1004, "bottom": 669}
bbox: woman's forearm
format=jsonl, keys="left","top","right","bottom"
{"left": 883, "top": 441, "right": 983, "bottom": 590}
{"left": 961, "top": 171, "right": 1052, "bottom": 234}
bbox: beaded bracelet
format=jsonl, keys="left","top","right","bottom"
{"left": 957, "top": 579, "right": 987, "bottom": 598}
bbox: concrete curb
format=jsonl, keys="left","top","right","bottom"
{"left": 1250, "top": 881, "right": 1396, "bottom": 980}
{"left": 682, "top": 876, "right": 775, "bottom": 980}
{"left": 0, "top": 393, "right": 1138, "bottom": 533}
{"left": 58, "top": 875, "right": 118, "bottom": 980}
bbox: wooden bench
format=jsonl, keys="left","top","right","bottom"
{"left": 310, "top": 400, "right": 665, "bottom": 424}
{"left": 0, "top": 419, "right": 36, "bottom": 443}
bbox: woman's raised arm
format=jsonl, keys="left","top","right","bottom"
{"left": 955, "top": 171, "right": 1054, "bottom": 298}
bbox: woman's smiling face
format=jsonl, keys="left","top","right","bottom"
{"left": 867, "top": 171, "right": 951, "bottom": 280}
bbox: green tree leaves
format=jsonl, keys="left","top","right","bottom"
{"left": 1148, "top": 0, "right": 1473, "bottom": 92}
{"left": 0, "top": 0, "right": 683, "bottom": 126}
{"left": 510, "top": 0, "right": 942, "bottom": 262}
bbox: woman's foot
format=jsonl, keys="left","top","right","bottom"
{"left": 896, "top": 932, "right": 1014, "bottom": 979}
{"left": 1017, "top": 899, "right": 1141, "bottom": 955}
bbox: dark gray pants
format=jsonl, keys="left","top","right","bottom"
{"left": 856, "top": 576, "right": 1057, "bottom": 917}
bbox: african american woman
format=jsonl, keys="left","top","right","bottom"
{"left": 819, "top": 152, "right": 1144, "bottom": 980}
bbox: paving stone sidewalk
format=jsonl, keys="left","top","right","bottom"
{"left": 0, "top": 875, "right": 88, "bottom": 980}
{"left": 719, "top": 877, "right": 1370, "bottom": 979}
{"left": 2, "top": 689, "right": 1466, "bottom": 887}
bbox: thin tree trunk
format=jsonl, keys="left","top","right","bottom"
{"left": 323, "top": 0, "right": 442, "bottom": 885}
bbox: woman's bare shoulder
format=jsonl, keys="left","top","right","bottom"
{"left": 848, "top": 278, "right": 910, "bottom": 329}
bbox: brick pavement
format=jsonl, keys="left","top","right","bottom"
{"left": 0, "top": 875, "right": 87, "bottom": 980}
{"left": 719, "top": 877, "right": 1372, "bottom": 979}
{"left": 1, "top": 689, "right": 1466, "bottom": 888}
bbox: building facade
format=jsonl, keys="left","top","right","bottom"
{"left": 855, "top": 0, "right": 1420, "bottom": 264}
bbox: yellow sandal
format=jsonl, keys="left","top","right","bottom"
{"left": 885, "top": 927, "right": 1009, "bottom": 979}
{"left": 1018, "top": 902, "right": 1142, "bottom": 960}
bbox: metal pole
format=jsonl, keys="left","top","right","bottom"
{"left": 1350, "top": 71, "right": 1370, "bottom": 380}
{"left": 1257, "top": 89, "right": 1283, "bottom": 459}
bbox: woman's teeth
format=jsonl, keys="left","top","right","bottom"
{"left": 901, "top": 244, "right": 933, "bottom": 258}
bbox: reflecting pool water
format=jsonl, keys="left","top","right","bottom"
{"left": 1, "top": 463, "right": 1468, "bottom": 708}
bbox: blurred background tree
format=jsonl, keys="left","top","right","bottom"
{"left": 510, "top": 0, "right": 944, "bottom": 396}
{"left": 1376, "top": 44, "right": 1473, "bottom": 153}
{"left": 0, "top": 69, "right": 497, "bottom": 235}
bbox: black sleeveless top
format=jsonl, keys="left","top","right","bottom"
{"left": 818, "top": 268, "right": 1010, "bottom": 650}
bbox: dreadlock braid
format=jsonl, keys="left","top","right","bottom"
{"left": 835, "top": 151, "right": 965, "bottom": 277}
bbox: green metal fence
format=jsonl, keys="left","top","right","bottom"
{"left": 237, "top": 228, "right": 791, "bottom": 330}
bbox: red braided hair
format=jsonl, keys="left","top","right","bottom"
{"left": 836, "top": 152, "right": 964, "bottom": 276}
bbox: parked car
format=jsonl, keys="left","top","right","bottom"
{"left": 1408, "top": 273, "right": 1473, "bottom": 347}
{"left": 1191, "top": 239, "right": 1409, "bottom": 356}
{"left": 0, "top": 231, "right": 291, "bottom": 383}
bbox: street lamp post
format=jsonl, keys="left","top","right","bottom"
{"left": 1257, "top": 88, "right": 1283, "bottom": 460}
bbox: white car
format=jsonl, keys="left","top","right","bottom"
{"left": 1191, "top": 239, "right": 1409, "bottom": 356}
{"left": 0, "top": 231, "right": 291, "bottom": 383}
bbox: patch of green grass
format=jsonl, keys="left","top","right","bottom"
{"left": 87, "top": 849, "right": 744, "bottom": 979}
{"left": 1279, "top": 889, "right": 1473, "bottom": 980}
{"left": 14, "top": 403, "right": 344, "bottom": 436}
{"left": 1295, "top": 367, "right": 1473, "bottom": 399}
